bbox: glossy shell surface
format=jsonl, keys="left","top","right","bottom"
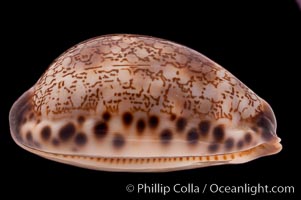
{"left": 9, "top": 34, "right": 282, "bottom": 172}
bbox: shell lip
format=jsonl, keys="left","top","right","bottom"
{"left": 10, "top": 133, "right": 282, "bottom": 172}
{"left": 15, "top": 137, "right": 282, "bottom": 161}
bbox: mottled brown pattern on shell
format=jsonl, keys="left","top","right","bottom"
{"left": 9, "top": 34, "right": 281, "bottom": 172}
{"left": 32, "top": 34, "right": 261, "bottom": 121}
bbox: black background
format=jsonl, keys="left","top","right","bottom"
{"left": 2, "top": 1, "right": 300, "bottom": 199}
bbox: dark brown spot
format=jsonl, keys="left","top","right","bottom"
{"left": 113, "top": 134, "right": 125, "bottom": 148}
{"left": 75, "top": 133, "right": 87, "bottom": 146}
{"left": 208, "top": 144, "right": 219, "bottom": 152}
{"left": 52, "top": 138, "right": 60, "bottom": 146}
{"left": 59, "top": 123, "right": 76, "bottom": 141}
{"left": 77, "top": 116, "right": 85, "bottom": 124}
{"left": 26, "top": 131, "right": 33, "bottom": 142}
{"left": 176, "top": 117, "right": 187, "bottom": 132}
{"left": 257, "top": 116, "right": 271, "bottom": 130}
{"left": 257, "top": 114, "right": 275, "bottom": 141}
{"left": 213, "top": 125, "right": 225, "bottom": 142}
{"left": 102, "top": 112, "right": 111, "bottom": 121}
{"left": 149, "top": 115, "right": 159, "bottom": 129}
{"left": 94, "top": 121, "right": 108, "bottom": 138}
{"left": 244, "top": 133, "right": 252, "bottom": 144}
{"left": 224, "top": 138, "right": 234, "bottom": 150}
{"left": 41, "top": 126, "right": 51, "bottom": 141}
{"left": 187, "top": 128, "right": 199, "bottom": 144}
{"left": 160, "top": 129, "right": 172, "bottom": 144}
{"left": 170, "top": 114, "right": 176, "bottom": 121}
{"left": 136, "top": 119, "right": 146, "bottom": 133}
{"left": 237, "top": 140, "right": 244, "bottom": 149}
{"left": 123, "top": 112, "right": 133, "bottom": 126}
{"left": 199, "top": 120, "right": 211, "bottom": 136}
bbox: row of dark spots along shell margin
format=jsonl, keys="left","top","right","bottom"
{"left": 35, "top": 112, "right": 160, "bottom": 150}
{"left": 157, "top": 116, "right": 216, "bottom": 146}
{"left": 22, "top": 110, "right": 255, "bottom": 155}
{"left": 38, "top": 122, "right": 90, "bottom": 147}
{"left": 34, "top": 112, "right": 154, "bottom": 149}
{"left": 121, "top": 112, "right": 159, "bottom": 132}
{"left": 169, "top": 116, "right": 254, "bottom": 153}
{"left": 42, "top": 122, "right": 78, "bottom": 146}
{"left": 32, "top": 121, "right": 91, "bottom": 147}
{"left": 29, "top": 111, "right": 253, "bottom": 152}
{"left": 115, "top": 112, "right": 241, "bottom": 151}
{"left": 36, "top": 122, "right": 95, "bottom": 148}
{"left": 173, "top": 118, "right": 214, "bottom": 145}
